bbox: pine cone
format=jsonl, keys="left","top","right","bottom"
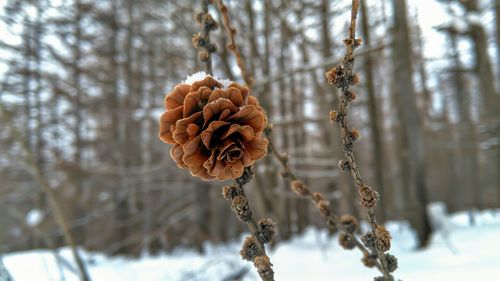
{"left": 159, "top": 75, "right": 268, "bottom": 180}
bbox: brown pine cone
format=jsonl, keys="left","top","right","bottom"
{"left": 159, "top": 75, "right": 268, "bottom": 180}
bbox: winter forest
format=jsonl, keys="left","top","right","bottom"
{"left": 1, "top": 0, "right": 500, "bottom": 280}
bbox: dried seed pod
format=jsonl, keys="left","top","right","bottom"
{"left": 240, "top": 236, "right": 260, "bottom": 261}
{"left": 291, "top": 180, "right": 310, "bottom": 196}
{"left": 258, "top": 218, "right": 276, "bottom": 244}
{"left": 203, "top": 13, "right": 218, "bottom": 31}
{"left": 325, "top": 66, "right": 344, "bottom": 87}
{"left": 343, "top": 37, "right": 363, "bottom": 47}
{"left": 192, "top": 33, "right": 203, "bottom": 48}
{"left": 361, "top": 232, "right": 376, "bottom": 249}
{"left": 374, "top": 225, "right": 392, "bottom": 252}
{"left": 344, "top": 90, "right": 356, "bottom": 102}
{"left": 316, "top": 200, "right": 331, "bottom": 217}
{"left": 337, "top": 159, "right": 351, "bottom": 174}
{"left": 340, "top": 214, "right": 358, "bottom": 234}
{"left": 354, "top": 38, "right": 363, "bottom": 47}
{"left": 231, "top": 195, "right": 252, "bottom": 222}
{"left": 222, "top": 185, "right": 241, "bottom": 200}
{"left": 329, "top": 110, "right": 338, "bottom": 123}
{"left": 349, "top": 73, "right": 360, "bottom": 85}
{"left": 338, "top": 233, "right": 355, "bottom": 250}
{"left": 236, "top": 166, "right": 254, "bottom": 186}
{"left": 343, "top": 37, "right": 354, "bottom": 46}
{"left": 254, "top": 256, "right": 274, "bottom": 281}
{"left": 195, "top": 12, "right": 204, "bottom": 25}
{"left": 326, "top": 217, "right": 337, "bottom": 232}
{"left": 359, "top": 185, "right": 379, "bottom": 209}
{"left": 361, "top": 251, "right": 377, "bottom": 268}
{"left": 385, "top": 253, "right": 398, "bottom": 273}
{"left": 347, "top": 128, "right": 360, "bottom": 142}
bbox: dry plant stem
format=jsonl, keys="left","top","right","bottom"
{"left": 268, "top": 138, "right": 383, "bottom": 272}
{"left": 224, "top": 173, "right": 275, "bottom": 281}
{"left": 215, "top": 0, "right": 381, "bottom": 277}
{"left": 0, "top": 105, "right": 92, "bottom": 281}
{"left": 215, "top": 0, "right": 253, "bottom": 87}
{"left": 253, "top": 43, "right": 390, "bottom": 89}
{"left": 196, "top": 3, "right": 273, "bottom": 280}
{"left": 201, "top": 0, "right": 214, "bottom": 74}
{"left": 329, "top": 0, "right": 392, "bottom": 280}
{"left": 234, "top": 182, "right": 267, "bottom": 256}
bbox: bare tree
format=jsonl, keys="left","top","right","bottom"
{"left": 391, "top": 0, "right": 432, "bottom": 248}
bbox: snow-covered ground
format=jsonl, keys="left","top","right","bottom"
{"left": 3, "top": 209, "right": 500, "bottom": 281}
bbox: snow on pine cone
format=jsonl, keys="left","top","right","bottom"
{"left": 159, "top": 72, "right": 268, "bottom": 180}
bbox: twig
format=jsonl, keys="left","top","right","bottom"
{"left": 193, "top": 0, "right": 218, "bottom": 74}
{"left": 215, "top": 0, "right": 253, "bottom": 87}
{"left": 222, "top": 168, "right": 275, "bottom": 281}
{"left": 192, "top": 3, "right": 275, "bottom": 280}
{"left": 0, "top": 105, "right": 92, "bottom": 281}
{"left": 325, "top": 0, "right": 397, "bottom": 280}
{"left": 216, "top": 0, "right": 385, "bottom": 276}
{"left": 267, "top": 135, "right": 383, "bottom": 272}
{"left": 253, "top": 42, "right": 390, "bottom": 89}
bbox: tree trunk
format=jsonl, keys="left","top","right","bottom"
{"left": 392, "top": 0, "right": 432, "bottom": 248}
{"left": 461, "top": 0, "right": 500, "bottom": 208}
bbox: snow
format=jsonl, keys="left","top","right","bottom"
{"left": 4, "top": 208, "right": 500, "bottom": 281}
{"left": 182, "top": 71, "right": 233, "bottom": 89}
{"left": 25, "top": 209, "right": 44, "bottom": 227}
{"left": 466, "top": 12, "right": 482, "bottom": 25}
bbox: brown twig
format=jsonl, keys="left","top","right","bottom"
{"left": 215, "top": 0, "right": 253, "bottom": 87}
{"left": 222, "top": 167, "right": 275, "bottom": 281}
{"left": 193, "top": 0, "right": 218, "bottom": 74}
{"left": 216, "top": 0, "right": 386, "bottom": 276}
{"left": 192, "top": 3, "right": 275, "bottom": 281}
{"left": 325, "top": 0, "right": 396, "bottom": 280}
{"left": 253, "top": 42, "right": 390, "bottom": 89}
{"left": 267, "top": 135, "right": 383, "bottom": 272}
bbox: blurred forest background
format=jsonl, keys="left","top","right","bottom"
{"left": 1, "top": 0, "right": 500, "bottom": 259}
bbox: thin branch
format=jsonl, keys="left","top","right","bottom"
{"left": 216, "top": 0, "right": 384, "bottom": 276}
{"left": 267, "top": 136, "right": 383, "bottom": 272}
{"left": 325, "top": 0, "right": 396, "bottom": 280}
{"left": 193, "top": 0, "right": 217, "bottom": 75}
{"left": 215, "top": 0, "right": 253, "bottom": 86}
{"left": 253, "top": 42, "right": 390, "bottom": 89}
{"left": 222, "top": 168, "right": 275, "bottom": 281}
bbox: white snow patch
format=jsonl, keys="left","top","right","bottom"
{"left": 182, "top": 71, "right": 233, "bottom": 89}
{"left": 25, "top": 209, "right": 44, "bottom": 227}
{"left": 466, "top": 12, "right": 482, "bottom": 25}
{"left": 451, "top": 18, "right": 468, "bottom": 33}
{"left": 4, "top": 208, "right": 500, "bottom": 281}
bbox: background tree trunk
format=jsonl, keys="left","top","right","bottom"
{"left": 392, "top": 0, "right": 432, "bottom": 248}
